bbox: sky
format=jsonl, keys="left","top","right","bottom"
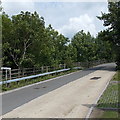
{"left": 2, "top": 0, "right": 108, "bottom": 38}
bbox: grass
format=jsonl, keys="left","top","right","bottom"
{"left": 1, "top": 69, "right": 80, "bottom": 92}
{"left": 101, "top": 111, "right": 119, "bottom": 118}
{"left": 97, "top": 83, "right": 118, "bottom": 108}
{"left": 112, "top": 70, "right": 120, "bottom": 81}
{"left": 95, "top": 71, "right": 120, "bottom": 118}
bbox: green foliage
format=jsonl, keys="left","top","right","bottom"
{"left": 2, "top": 10, "right": 114, "bottom": 69}
{"left": 98, "top": 2, "right": 120, "bottom": 69}
{"left": 2, "top": 11, "right": 45, "bottom": 68}
{"left": 100, "top": 111, "right": 119, "bottom": 118}
{"left": 2, "top": 11, "right": 75, "bottom": 68}
{"left": 96, "top": 34, "right": 115, "bottom": 61}
{"left": 71, "top": 30, "right": 94, "bottom": 62}
{"left": 71, "top": 30, "right": 113, "bottom": 62}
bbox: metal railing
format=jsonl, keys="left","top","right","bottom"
{"left": 0, "top": 68, "right": 70, "bottom": 85}
{"left": 0, "top": 64, "right": 66, "bottom": 81}
{"left": 0, "top": 60, "right": 110, "bottom": 85}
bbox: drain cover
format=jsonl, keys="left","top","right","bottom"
{"left": 34, "top": 87, "right": 40, "bottom": 89}
{"left": 90, "top": 77, "right": 101, "bottom": 80}
{"left": 42, "top": 86, "right": 46, "bottom": 88}
{"left": 34, "top": 86, "right": 46, "bottom": 89}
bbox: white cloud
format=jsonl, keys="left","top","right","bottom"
{"left": 2, "top": 2, "right": 108, "bottom": 38}
{"left": 2, "top": 0, "right": 35, "bottom": 16}
{"left": 2, "top": 0, "right": 108, "bottom": 2}
{"left": 57, "top": 14, "right": 97, "bottom": 38}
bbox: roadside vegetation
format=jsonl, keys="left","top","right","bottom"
{"left": 98, "top": 2, "right": 120, "bottom": 70}
{"left": 91, "top": 71, "right": 120, "bottom": 118}
{"left": 1, "top": 69, "right": 79, "bottom": 92}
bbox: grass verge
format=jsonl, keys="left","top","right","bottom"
{"left": 101, "top": 110, "right": 119, "bottom": 118}
{"left": 90, "top": 71, "right": 120, "bottom": 118}
{"left": 1, "top": 69, "right": 80, "bottom": 92}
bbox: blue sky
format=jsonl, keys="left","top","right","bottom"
{"left": 2, "top": 0, "right": 108, "bottom": 38}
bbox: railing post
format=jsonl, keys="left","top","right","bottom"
{"left": 9, "top": 69, "right": 11, "bottom": 80}
{"left": 33, "top": 68, "right": 35, "bottom": 74}
{"left": 22, "top": 68, "right": 24, "bottom": 77}
{"left": 41, "top": 66, "right": 43, "bottom": 73}
{"left": 18, "top": 69, "right": 20, "bottom": 78}
{"left": 5, "top": 69, "right": 7, "bottom": 81}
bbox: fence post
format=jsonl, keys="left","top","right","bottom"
{"left": 18, "top": 69, "right": 20, "bottom": 78}
{"left": 41, "top": 66, "right": 43, "bottom": 73}
{"left": 17, "top": 69, "right": 21, "bottom": 85}
{"left": 9, "top": 69, "right": 11, "bottom": 80}
{"left": 22, "top": 68, "right": 25, "bottom": 77}
{"left": 5, "top": 69, "right": 7, "bottom": 81}
{"left": 33, "top": 68, "right": 36, "bottom": 74}
{"left": 59, "top": 64, "right": 62, "bottom": 69}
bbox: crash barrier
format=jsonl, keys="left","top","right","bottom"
{"left": 0, "top": 68, "right": 70, "bottom": 85}
{"left": 0, "top": 64, "right": 66, "bottom": 81}
{"left": 0, "top": 59, "right": 112, "bottom": 85}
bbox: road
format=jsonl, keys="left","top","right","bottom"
{"left": 1, "top": 63, "right": 116, "bottom": 117}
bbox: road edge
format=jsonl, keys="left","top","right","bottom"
{"left": 1, "top": 70, "right": 81, "bottom": 95}
{"left": 85, "top": 71, "right": 116, "bottom": 120}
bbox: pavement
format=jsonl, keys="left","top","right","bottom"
{"left": 1, "top": 63, "right": 116, "bottom": 118}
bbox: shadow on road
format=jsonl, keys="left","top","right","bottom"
{"left": 82, "top": 103, "right": 119, "bottom": 110}
{"left": 86, "top": 63, "right": 116, "bottom": 72}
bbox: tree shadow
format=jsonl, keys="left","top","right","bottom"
{"left": 82, "top": 63, "right": 116, "bottom": 72}
{"left": 82, "top": 102, "right": 120, "bottom": 111}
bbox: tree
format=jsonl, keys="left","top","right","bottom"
{"left": 2, "top": 11, "right": 75, "bottom": 69}
{"left": 97, "top": 2, "right": 120, "bottom": 69}
{"left": 2, "top": 11, "right": 45, "bottom": 68}
{"left": 95, "top": 33, "right": 114, "bottom": 61}
{"left": 43, "top": 25, "right": 70, "bottom": 67}
{"left": 2, "top": 13, "right": 14, "bottom": 67}
{"left": 63, "top": 44, "right": 77, "bottom": 68}
{"left": 71, "top": 30, "right": 97, "bottom": 62}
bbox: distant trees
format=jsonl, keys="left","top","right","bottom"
{"left": 71, "top": 30, "right": 113, "bottom": 62}
{"left": 2, "top": 11, "right": 114, "bottom": 69}
{"left": 71, "top": 30, "right": 96, "bottom": 62}
{"left": 97, "top": 2, "right": 120, "bottom": 69}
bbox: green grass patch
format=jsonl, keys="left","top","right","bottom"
{"left": 96, "top": 71, "right": 120, "bottom": 118}
{"left": 1, "top": 69, "right": 80, "bottom": 92}
{"left": 97, "top": 83, "right": 118, "bottom": 108}
{"left": 101, "top": 111, "right": 119, "bottom": 118}
{"left": 112, "top": 70, "right": 120, "bottom": 81}
{"left": 97, "top": 71, "right": 119, "bottom": 109}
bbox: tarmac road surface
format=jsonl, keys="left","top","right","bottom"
{"left": 1, "top": 63, "right": 116, "bottom": 118}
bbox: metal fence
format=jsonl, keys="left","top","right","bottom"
{"left": 0, "top": 68, "right": 70, "bottom": 85}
